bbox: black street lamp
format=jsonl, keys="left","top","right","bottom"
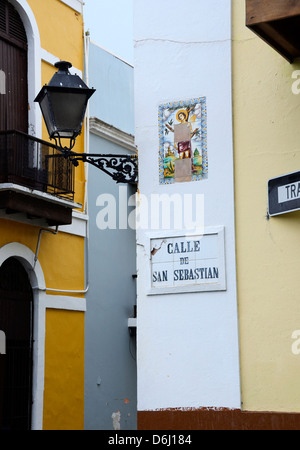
{"left": 35, "top": 61, "right": 95, "bottom": 151}
{"left": 35, "top": 61, "right": 137, "bottom": 184}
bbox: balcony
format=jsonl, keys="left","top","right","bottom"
{"left": 246, "top": 0, "right": 300, "bottom": 62}
{"left": 0, "top": 130, "right": 79, "bottom": 226}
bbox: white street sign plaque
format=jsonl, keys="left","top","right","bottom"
{"left": 148, "top": 227, "right": 226, "bottom": 295}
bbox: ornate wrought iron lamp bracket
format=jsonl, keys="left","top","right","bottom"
{"left": 61, "top": 150, "right": 138, "bottom": 184}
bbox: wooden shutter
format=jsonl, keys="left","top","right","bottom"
{"left": 0, "top": 0, "right": 28, "bottom": 132}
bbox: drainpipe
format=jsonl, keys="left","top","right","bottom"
{"left": 33, "top": 225, "right": 89, "bottom": 294}
{"left": 84, "top": 30, "right": 90, "bottom": 215}
{"left": 33, "top": 226, "right": 59, "bottom": 269}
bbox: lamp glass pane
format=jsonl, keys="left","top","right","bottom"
{"left": 40, "top": 94, "right": 55, "bottom": 137}
{"left": 50, "top": 92, "right": 87, "bottom": 137}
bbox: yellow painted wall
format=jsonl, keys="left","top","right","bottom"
{"left": 0, "top": 219, "right": 85, "bottom": 295}
{"left": 43, "top": 309, "right": 85, "bottom": 430}
{"left": 28, "top": 0, "right": 84, "bottom": 71}
{"left": 232, "top": 1, "right": 300, "bottom": 412}
{"left": 0, "top": 0, "right": 87, "bottom": 429}
{"left": 27, "top": 0, "right": 86, "bottom": 429}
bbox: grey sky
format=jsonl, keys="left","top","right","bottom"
{"left": 83, "top": 0, "right": 134, "bottom": 64}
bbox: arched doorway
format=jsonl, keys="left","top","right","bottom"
{"left": 0, "top": 0, "right": 28, "bottom": 132}
{"left": 0, "top": 257, "right": 34, "bottom": 430}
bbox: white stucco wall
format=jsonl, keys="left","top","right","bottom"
{"left": 134, "top": 0, "right": 241, "bottom": 411}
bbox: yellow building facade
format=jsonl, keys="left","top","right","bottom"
{"left": 0, "top": 0, "right": 86, "bottom": 430}
{"left": 233, "top": 0, "right": 300, "bottom": 418}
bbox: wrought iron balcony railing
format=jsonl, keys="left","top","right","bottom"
{"left": 0, "top": 130, "right": 75, "bottom": 201}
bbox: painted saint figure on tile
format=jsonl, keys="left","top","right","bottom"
{"left": 159, "top": 97, "right": 207, "bottom": 184}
